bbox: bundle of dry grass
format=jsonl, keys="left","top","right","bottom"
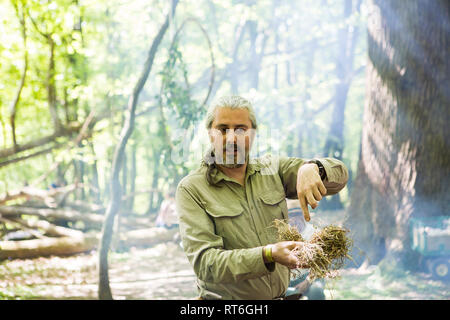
{"left": 272, "top": 219, "right": 353, "bottom": 281}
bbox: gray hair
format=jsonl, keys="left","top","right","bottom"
{"left": 205, "top": 95, "right": 258, "bottom": 130}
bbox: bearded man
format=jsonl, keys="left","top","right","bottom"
{"left": 176, "top": 95, "right": 348, "bottom": 300}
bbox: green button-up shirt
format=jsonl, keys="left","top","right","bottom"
{"left": 176, "top": 154, "right": 348, "bottom": 300}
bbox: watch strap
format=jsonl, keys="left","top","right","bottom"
{"left": 306, "top": 159, "right": 327, "bottom": 181}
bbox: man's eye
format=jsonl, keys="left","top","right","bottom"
{"left": 220, "top": 128, "right": 227, "bottom": 134}
{"left": 235, "top": 128, "right": 246, "bottom": 135}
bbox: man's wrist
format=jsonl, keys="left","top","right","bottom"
{"left": 306, "top": 159, "right": 327, "bottom": 180}
{"left": 263, "top": 245, "right": 275, "bottom": 263}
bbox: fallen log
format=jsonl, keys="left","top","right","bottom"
{"left": 0, "top": 205, "right": 104, "bottom": 228}
{"left": 0, "top": 184, "right": 82, "bottom": 206}
{"left": 0, "top": 216, "right": 46, "bottom": 239}
{"left": 0, "top": 226, "right": 179, "bottom": 260}
{"left": 63, "top": 200, "right": 105, "bottom": 213}
{"left": 0, "top": 205, "right": 154, "bottom": 231}
{"left": 118, "top": 227, "right": 178, "bottom": 248}
{"left": 7, "top": 216, "right": 84, "bottom": 238}
{"left": 0, "top": 233, "right": 99, "bottom": 260}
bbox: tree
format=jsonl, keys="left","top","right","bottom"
{"left": 345, "top": 0, "right": 450, "bottom": 268}
{"left": 322, "top": 0, "right": 363, "bottom": 210}
{"left": 98, "top": 0, "right": 179, "bottom": 300}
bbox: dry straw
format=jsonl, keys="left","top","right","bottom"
{"left": 272, "top": 219, "right": 353, "bottom": 281}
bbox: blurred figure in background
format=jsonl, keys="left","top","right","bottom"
{"left": 156, "top": 190, "right": 179, "bottom": 229}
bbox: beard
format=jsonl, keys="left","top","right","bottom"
{"left": 221, "top": 162, "right": 245, "bottom": 169}
{"left": 207, "top": 143, "right": 248, "bottom": 168}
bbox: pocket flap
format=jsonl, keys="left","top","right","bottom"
{"left": 260, "top": 191, "right": 286, "bottom": 205}
{"left": 204, "top": 204, "right": 243, "bottom": 218}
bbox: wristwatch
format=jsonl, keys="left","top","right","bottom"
{"left": 306, "top": 159, "right": 327, "bottom": 181}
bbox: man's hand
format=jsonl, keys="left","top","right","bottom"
{"left": 264, "top": 241, "right": 309, "bottom": 269}
{"left": 296, "top": 163, "right": 327, "bottom": 222}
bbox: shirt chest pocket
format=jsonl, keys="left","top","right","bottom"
{"left": 204, "top": 204, "right": 248, "bottom": 248}
{"left": 259, "top": 191, "right": 288, "bottom": 222}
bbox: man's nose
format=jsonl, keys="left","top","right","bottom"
{"left": 225, "top": 129, "right": 237, "bottom": 143}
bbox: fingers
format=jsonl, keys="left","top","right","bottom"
{"left": 289, "top": 244, "right": 307, "bottom": 269}
{"left": 312, "top": 186, "right": 323, "bottom": 202}
{"left": 286, "top": 244, "right": 301, "bottom": 268}
{"left": 288, "top": 254, "right": 301, "bottom": 269}
{"left": 306, "top": 192, "right": 318, "bottom": 209}
{"left": 277, "top": 241, "right": 306, "bottom": 269}
{"left": 300, "top": 184, "right": 325, "bottom": 218}
{"left": 299, "top": 196, "right": 310, "bottom": 222}
{"left": 318, "top": 180, "right": 327, "bottom": 195}
{"left": 285, "top": 241, "right": 304, "bottom": 250}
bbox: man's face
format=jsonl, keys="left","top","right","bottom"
{"left": 208, "top": 107, "right": 255, "bottom": 168}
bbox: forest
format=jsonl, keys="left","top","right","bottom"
{"left": 0, "top": 0, "right": 448, "bottom": 300}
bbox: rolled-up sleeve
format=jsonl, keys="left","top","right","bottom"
{"left": 176, "top": 184, "right": 274, "bottom": 284}
{"left": 319, "top": 157, "right": 349, "bottom": 195}
{"left": 278, "top": 156, "right": 348, "bottom": 198}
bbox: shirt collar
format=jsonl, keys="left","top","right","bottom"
{"left": 207, "top": 157, "right": 263, "bottom": 185}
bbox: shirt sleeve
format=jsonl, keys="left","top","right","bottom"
{"left": 278, "top": 156, "right": 349, "bottom": 198}
{"left": 176, "top": 184, "right": 275, "bottom": 284}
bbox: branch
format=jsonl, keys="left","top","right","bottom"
{"left": 31, "top": 109, "right": 96, "bottom": 187}
{"left": 0, "top": 124, "right": 80, "bottom": 159}
{"left": 0, "top": 145, "right": 58, "bottom": 168}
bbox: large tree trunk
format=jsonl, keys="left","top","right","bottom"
{"left": 98, "top": 0, "right": 179, "bottom": 300}
{"left": 345, "top": 0, "right": 450, "bottom": 268}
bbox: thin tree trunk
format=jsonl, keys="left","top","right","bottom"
{"left": 322, "top": 0, "right": 362, "bottom": 210}
{"left": 10, "top": 0, "right": 28, "bottom": 149}
{"left": 146, "top": 151, "right": 161, "bottom": 215}
{"left": 89, "top": 141, "right": 101, "bottom": 203}
{"left": 128, "top": 142, "right": 137, "bottom": 211}
{"left": 46, "top": 35, "right": 62, "bottom": 134}
{"left": 98, "top": 0, "right": 179, "bottom": 300}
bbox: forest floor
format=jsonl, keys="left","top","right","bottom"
{"left": 1, "top": 210, "right": 449, "bottom": 300}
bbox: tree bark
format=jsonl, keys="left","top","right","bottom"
{"left": 146, "top": 150, "right": 161, "bottom": 215}
{"left": 98, "top": 0, "right": 179, "bottom": 300}
{"left": 127, "top": 142, "right": 137, "bottom": 211}
{"left": 345, "top": 0, "right": 450, "bottom": 268}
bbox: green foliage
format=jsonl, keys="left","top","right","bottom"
{"left": 0, "top": 0, "right": 367, "bottom": 212}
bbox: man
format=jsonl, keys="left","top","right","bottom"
{"left": 176, "top": 95, "right": 348, "bottom": 299}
